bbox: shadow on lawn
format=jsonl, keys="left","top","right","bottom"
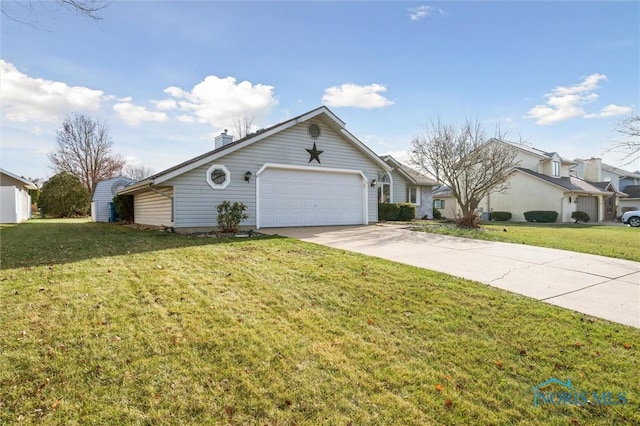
{"left": 0, "top": 220, "right": 280, "bottom": 269}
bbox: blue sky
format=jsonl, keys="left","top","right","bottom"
{"left": 2, "top": 1, "right": 639, "bottom": 182}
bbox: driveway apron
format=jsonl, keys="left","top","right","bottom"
{"left": 263, "top": 224, "right": 640, "bottom": 328}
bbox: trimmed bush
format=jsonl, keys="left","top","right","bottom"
{"left": 524, "top": 210, "right": 558, "bottom": 223}
{"left": 571, "top": 210, "right": 591, "bottom": 223}
{"left": 378, "top": 203, "right": 400, "bottom": 221}
{"left": 398, "top": 203, "right": 416, "bottom": 221}
{"left": 378, "top": 203, "right": 415, "bottom": 221}
{"left": 217, "top": 201, "right": 248, "bottom": 233}
{"left": 432, "top": 207, "right": 442, "bottom": 220}
{"left": 490, "top": 211, "right": 512, "bottom": 221}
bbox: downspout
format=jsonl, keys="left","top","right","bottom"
{"left": 148, "top": 185, "right": 175, "bottom": 223}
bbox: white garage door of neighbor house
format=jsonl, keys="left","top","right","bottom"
{"left": 258, "top": 168, "right": 365, "bottom": 228}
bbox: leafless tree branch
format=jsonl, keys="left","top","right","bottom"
{"left": 410, "top": 119, "right": 520, "bottom": 224}
{"left": 49, "top": 114, "right": 125, "bottom": 194}
{"left": 607, "top": 114, "right": 640, "bottom": 166}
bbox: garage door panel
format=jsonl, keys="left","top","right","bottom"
{"left": 259, "top": 168, "right": 364, "bottom": 228}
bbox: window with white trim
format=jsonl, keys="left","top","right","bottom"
{"left": 206, "top": 164, "right": 230, "bottom": 189}
{"left": 552, "top": 161, "right": 560, "bottom": 177}
{"left": 407, "top": 187, "right": 421, "bottom": 205}
{"left": 434, "top": 199, "right": 445, "bottom": 209}
{"left": 377, "top": 173, "right": 391, "bottom": 203}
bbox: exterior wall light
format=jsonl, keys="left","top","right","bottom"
{"left": 244, "top": 171, "right": 252, "bottom": 183}
{"left": 370, "top": 179, "right": 377, "bottom": 187}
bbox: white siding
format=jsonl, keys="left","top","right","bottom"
{"left": 0, "top": 177, "right": 31, "bottom": 224}
{"left": 134, "top": 188, "right": 173, "bottom": 226}
{"left": 91, "top": 177, "right": 134, "bottom": 222}
{"left": 389, "top": 169, "right": 407, "bottom": 205}
{"left": 166, "top": 121, "right": 385, "bottom": 229}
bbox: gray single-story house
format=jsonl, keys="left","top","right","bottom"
{"left": 380, "top": 155, "right": 436, "bottom": 219}
{"left": 119, "top": 106, "right": 426, "bottom": 231}
{"left": 91, "top": 176, "right": 135, "bottom": 222}
{"left": 0, "top": 168, "right": 36, "bottom": 224}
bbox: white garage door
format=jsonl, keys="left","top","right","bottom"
{"left": 258, "top": 167, "right": 365, "bottom": 228}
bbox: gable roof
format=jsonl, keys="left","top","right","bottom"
{"left": 0, "top": 168, "right": 37, "bottom": 190}
{"left": 622, "top": 185, "right": 640, "bottom": 199}
{"left": 574, "top": 159, "right": 640, "bottom": 179}
{"left": 602, "top": 163, "right": 640, "bottom": 179}
{"left": 432, "top": 185, "right": 453, "bottom": 197}
{"left": 381, "top": 156, "right": 436, "bottom": 186}
{"left": 121, "top": 106, "right": 391, "bottom": 194}
{"left": 493, "top": 139, "right": 576, "bottom": 165}
{"left": 514, "top": 168, "right": 611, "bottom": 195}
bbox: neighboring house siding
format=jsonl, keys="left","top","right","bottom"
{"left": 433, "top": 195, "right": 459, "bottom": 219}
{"left": 92, "top": 177, "right": 133, "bottom": 222}
{"left": 0, "top": 174, "right": 32, "bottom": 223}
{"left": 619, "top": 199, "right": 640, "bottom": 212}
{"left": 486, "top": 172, "right": 564, "bottom": 222}
{"left": 166, "top": 122, "right": 385, "bottom": 228}
{"left": 512, "top": 150, "right": 542, "bottom": 171}
{"left": 134, "top": 188, "right": 173, "bottom": 226}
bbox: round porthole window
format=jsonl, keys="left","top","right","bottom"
{"left": 308, "top": 123, "right": 321, "bottom": 138}
{"left": 206, "top": 164, "right": 231, "bottom": 189}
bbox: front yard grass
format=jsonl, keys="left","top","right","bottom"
{"left": 1, "top": 220, "right": 639, "bottom": 425}
{"left": 409, "top": 221, "right": 639, "bottom": 262}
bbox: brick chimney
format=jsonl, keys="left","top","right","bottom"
{"left": 215, "top": 129, "right": 234, "bottom": 149}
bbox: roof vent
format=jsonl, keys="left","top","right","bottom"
{"left": 308, "top": 123, "right": 321, "bottom": 138}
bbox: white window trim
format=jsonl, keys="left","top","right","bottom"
{"left": 206, "top": 164, "right": 231, "bottom": 189}
{"left": 552, "top": 161, "right": 560, "bottom": 177}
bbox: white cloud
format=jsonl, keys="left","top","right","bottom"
{"left": 152, "top": 99, "right": 178, "bottom": 111}
{"left": 0, "top": 59, "right": 103, "bottom": 122}
{"left": 113, "top": 102, "right": 168, "bottom": 126}
{"left": 322, "top": 83, "right": 394, "bottom": 109}
{"left": 408, "top": 5, "right": 446, "bottom": 21}
{"left": 525, "top": 73, "right": 631, "bottom": 125}
{"left": 590, "top": 104, "right": 633, "bottom": 118}
{"left": 163, "top": 76, "right": 277, "bottom": 128}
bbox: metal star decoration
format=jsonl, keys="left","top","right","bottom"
{"left": 306, "top": 141, "right": 323, "bottom": 164}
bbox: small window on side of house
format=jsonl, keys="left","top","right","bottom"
{"left": 553, "top": 161, "right": 560, "bottom": 177}
{"left": 206, "top": 164, "right": 231, "bottom": 189}
{"left": 407, "top": 187, "right": 421, "bottom": 205}
{"left": 434, "top": 199, "right": 444, "bottom": 209}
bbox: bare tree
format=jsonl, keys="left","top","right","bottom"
{"left": 410, "top": 119, "right": 520, "bottom": 227}
{"left": 49, "top": 114, "right": 125, "bottom": 194}
{"left": 231, "top": 112, "right": 256, "bottom": 139}
{"left": 608, "top": 114, "right": 640, "bottom": 166}
{"left": 123, "top": 164, "right": 154, "bottom": 182}
{"left": 2, "top": 0, "right": 110, "bottom": 26}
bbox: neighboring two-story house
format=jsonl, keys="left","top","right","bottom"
{"left": 433, "top": 140, "right": 612, "bottom": 223}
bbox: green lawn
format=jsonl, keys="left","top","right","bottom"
{"left": 409, "top": 221, "right": 639, "bottom": 262}
{"left": 1, "top": 220, "right": 638, "bottom": 425}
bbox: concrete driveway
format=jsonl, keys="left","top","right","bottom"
{"left": 263, "top": 224, "right": 640, "bottom": 328}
